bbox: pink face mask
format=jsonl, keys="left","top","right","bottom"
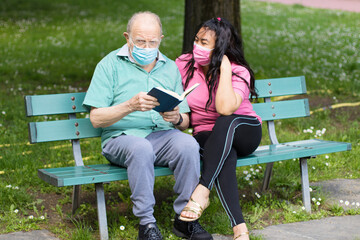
{"left": 193, "top": 43, "right": 214, "bottom": 66}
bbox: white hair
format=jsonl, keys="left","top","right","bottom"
{"left": 127, "top": 11, "right": 162, "bottom": 35}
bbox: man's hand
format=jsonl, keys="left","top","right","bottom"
{"left": 128, "top": 92, "right": 159, "bottom": 112}
{"left": 159, "top": 106, "right": 181, "bottom": 125}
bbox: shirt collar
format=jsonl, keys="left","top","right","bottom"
{"left": 116, "top": 44, "right": 166, "bottom": 63}
{"left": 194, "top": 60, "right": 201, "bottom": 70}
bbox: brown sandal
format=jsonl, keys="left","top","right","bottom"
{"left": 178, "top": 197, "right": 210, "bottom": 222}
{"left": 233, "top": 231, "right": 249, "bottom": 240}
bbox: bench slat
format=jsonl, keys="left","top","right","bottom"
{"left": 28, "top": 99, "right": 310, "bottom": 143}
{"left": 38, "top": 139, "right": 350, "bottom": 187}
{"left": 45, "top": 166, "right": 128, "bottom": 178}
{"left": 253, "top": 99, "right": 309, "bottom": 121}
{"left": 236, "top": 139, "right": 351, "bottom": 166}
{"left": 24, "top": 76, "right": 306, "bottom": 117}
{"left": 38, "top": 166, "right": 173, "bottom": 187}
{"left": 43, "top": 164, "right": 121, "bottom": 174}
{"left": 255, "top": 76, "right": 306, "bottom": 98}
{"left": 28, "top": 118, "right": 101, "bottom": 143}
{"left": 25, "top": 92, "right": 87, "bottom": 116}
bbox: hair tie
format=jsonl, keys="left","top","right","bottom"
{"left": 217, "top": 17, "right": 221, "bottom": 21}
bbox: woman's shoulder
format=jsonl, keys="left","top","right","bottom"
{"left": 231, "top": 62, "right": 249, "bottom": 73}
{"left": 231, "top": 62, "right": 251, "bottom": 81}
{"left": 175, "top": 53, "right": 192, "bottom": 67}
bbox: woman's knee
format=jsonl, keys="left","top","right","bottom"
{"left": 234, "top": 125, "right": 262, "bottom": 156}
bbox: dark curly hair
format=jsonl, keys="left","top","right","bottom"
{"left": 180, "top": 18, "right": 257, "bottom": 111}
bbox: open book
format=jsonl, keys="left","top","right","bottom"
{"left": 147, "top": 83, "right": 200, "bottom": 112}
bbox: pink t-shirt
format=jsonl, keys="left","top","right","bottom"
{"left": 175, "top": 54, "right": 262, "bottom": 135}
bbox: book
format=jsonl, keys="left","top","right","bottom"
{"left": 147, "top": 83, "right": 200, "bottom": 112}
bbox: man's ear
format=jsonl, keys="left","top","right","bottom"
{"left": 124, "top": 32, "right": 131, "bottom": 48}
{"left": 160, "top": 34, "right": 164, "bottom": 40}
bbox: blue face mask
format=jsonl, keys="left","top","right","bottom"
{"left": 131, "top": 45, "right": 158, "bottom": 66}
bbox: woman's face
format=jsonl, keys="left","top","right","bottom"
{"left": 195, "top": 27, "right": 216, "bottom": 50}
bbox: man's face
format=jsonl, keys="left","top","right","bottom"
{"left": 124, "top": 17, "right": 163, "bottom": 51}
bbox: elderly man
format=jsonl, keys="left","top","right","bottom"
{"left": 83, "top": 12, "right": 212, "bottom": 240}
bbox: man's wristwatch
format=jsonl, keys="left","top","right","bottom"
{"left": 174, "top": 114, "right": 183, "bottom": 126}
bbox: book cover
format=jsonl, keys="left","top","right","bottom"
{"left": 147, "top": 83, "right": 200, "bottom": 112}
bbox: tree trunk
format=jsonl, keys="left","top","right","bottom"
{"left": 182, "top": 0, "right": 241, "bottom": 53}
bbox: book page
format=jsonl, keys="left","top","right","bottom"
{"left": 155, "top": 83, "right": 199, "bottom": 100}
{"left": 155, "top": 87, "right": 181, "bottom": 99}
{"left": 180, "top": 83, "right": 200, "bottom": 99}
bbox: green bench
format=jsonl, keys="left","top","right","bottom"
{"left": 24, "top": 76, "right": 351, "bottom": 240}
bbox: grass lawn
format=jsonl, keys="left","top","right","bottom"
{"left": 0, "top": 0, "right": 359, "bottom": 239}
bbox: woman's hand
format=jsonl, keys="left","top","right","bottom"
{"left": 220, "top": 55, "right": 232, "bottom": 73}
{"left": 216, "top": 55, "right": 242, "bottom": 115}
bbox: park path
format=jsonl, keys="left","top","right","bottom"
{"left": 255, "top": 0, "right": 360, "bottom": 12}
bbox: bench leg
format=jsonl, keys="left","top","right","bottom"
{"left": 95, "top": 183, "right": 109, "bottom": 240}
{"left": 262, "top": 162, "right": 274, "bottom": 191}
{"left": 72, "top": 185, "right": 81, "bottom": 214}
{"left": 300, "top": 157, "right": 311, "bottom": 213}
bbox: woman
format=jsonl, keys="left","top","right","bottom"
{"left": 175, "top": 18, "right": 262, "bottom": 240}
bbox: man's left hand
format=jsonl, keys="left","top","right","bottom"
{"left": 159, "top": 106, "right": 181, "bottom": 125}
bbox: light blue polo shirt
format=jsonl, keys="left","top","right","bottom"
{"left": 83, "top": 44, "right": 190, "bottom": 148}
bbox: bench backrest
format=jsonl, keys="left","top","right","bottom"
{"left": 25, "top": 76, "right": 309, "bottom": 144}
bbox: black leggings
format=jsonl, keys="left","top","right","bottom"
{"left": 194, "top": 115, "right": 262, "bottom": 227}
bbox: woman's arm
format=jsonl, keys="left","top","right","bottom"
{"left": 215, "top": 55, "right": 242, "bottom": 115}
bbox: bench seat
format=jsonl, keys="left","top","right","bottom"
{"left": 38, "top": 139, "right": 351, "bottom": 187}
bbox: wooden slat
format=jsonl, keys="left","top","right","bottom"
{"left": 28, "top": 118, "right": 101, "bottom": 143}
{"left": 236, "top": 139, "right": 351, "bottom": 167}
{"left": 38, "top": 165, "right": 173, "bottom": 187}
{"left": 253, "top": 99, "right": 310, "bottom": 121}
{"left": 24, "top": 92, "right": 87, "bottom": 116}
{"left": 38, "top": 139, "right": 350, "bottom": 187}
{"left": 255, "top": 76, "right": 306, "bottom": 98}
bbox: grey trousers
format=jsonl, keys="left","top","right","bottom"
{"left": 102, "top": 129, "right": 200, "bottom": 225}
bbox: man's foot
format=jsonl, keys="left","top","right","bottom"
{"left": 180, "top": 184, "right": 210, "bottom": 221}
{"left": 138, "top": 222, "right": 163, "bottom": 240}
{"left": 173, "top": 214, "right": 213, "bottom": 240}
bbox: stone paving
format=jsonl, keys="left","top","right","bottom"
{"left": 252, "top": 215, "right": 360, "bottom": 240}
{"left": 0, "top": 230, "right": 59, "bottom": 240}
